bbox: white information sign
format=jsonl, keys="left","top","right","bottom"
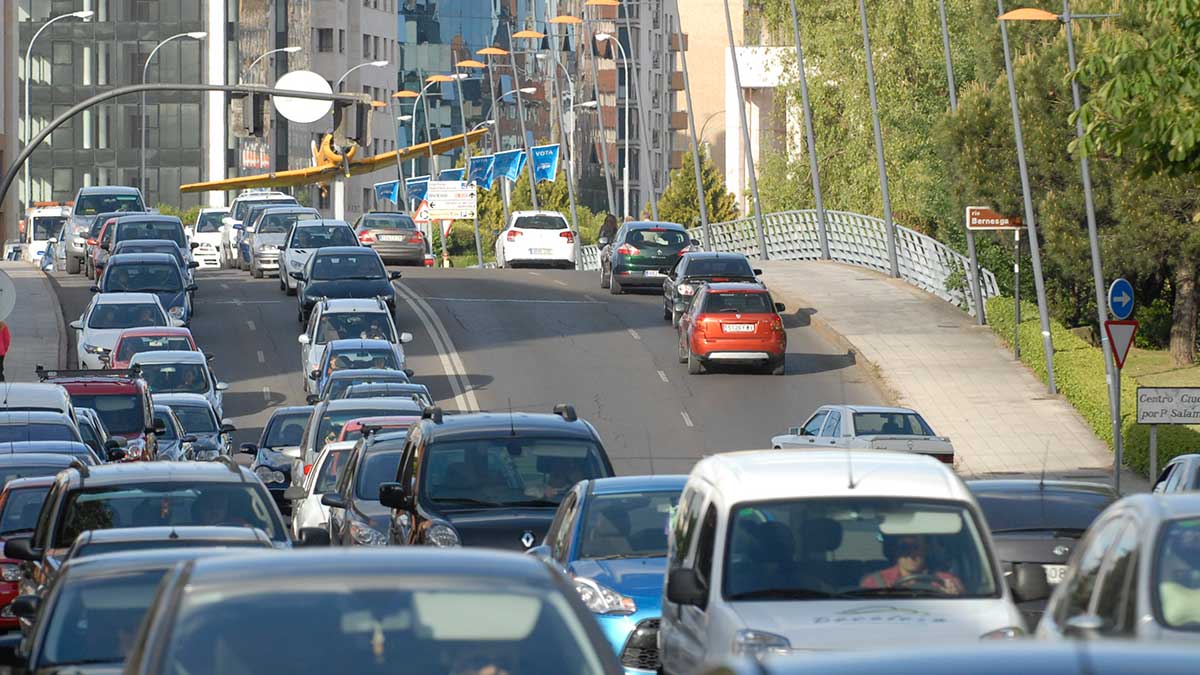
{"left": 1137, "top": 387, "right": 1200, "bottom": 425}
{"left": 426, "top": 181, "right": 477, "bottom": 220}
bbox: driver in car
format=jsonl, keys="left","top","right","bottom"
{"left": 860, "top": 534, "right": 964, "bottom": 595}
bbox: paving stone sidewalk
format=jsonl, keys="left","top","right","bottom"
{"left": 1, "top": 261, "right": 65, "bottom": 382}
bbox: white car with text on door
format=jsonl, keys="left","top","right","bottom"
{"left": 494, "top": 211, "right": 578, "bottom": 269}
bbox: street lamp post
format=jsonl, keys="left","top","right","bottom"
{"left": 595, "top": 32, "right": 657, "bottom": 220}
{"left": 584, "top": 1, "right": 618, "bottom": 217}
{"left": 857, "top": 0, "right": 899, "bottom": 278}
{"left": 509, "top": 25, "right": 542, "bottom": 211}
{"left": 478, "top": 47, "right": 512, "bottom": 229}
{"left": 22, "top": 9, "right": 93, "bottom": 224}
{"left": 718, "top": 0, "right": 768, "bottom": 259}
{"left": 450, "top": 65, "right": 485, "bottom": 268}
{"left": 549, "top": 17, "right": 585, "bottom": 240}
{"left": 141, "top": 31, "right": 208, "bottom": 199}
{"left": 328, "top": 60, "right": 388, "bottom": 220}
{"left": 668, "top": 5, "right": 712, "bottom": 248}
{"left": 594, "top": 33, "right": 631, "bottom": 219}
{"left": 240, "top": 46, "right": 302, "bottom": 84}
{"left": 785, "top": 0, "right": 830, "bottom": 260}
{"left": 388, "top": 106, "right": 412, "bottom": 203}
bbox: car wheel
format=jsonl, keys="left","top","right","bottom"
{"left": 66, "top": 255, "right": 80, "bottom": 275}
{"left": 600, "top": 266, "right": 610, "bottom": 289}
{"left": 662, "top": 300, "right": 671, "bottom": 321}
{"left": 85, "top": 260, "right": 95, "bottom": 280}
{"left": 671, "top": 309, "right": 681, "bottom": 328}
{"left": 609, "top": 274, "right": 622, "bottom": 295}
{"left": 285, "top": 280, "right": 296, "bottom": 296}
{"left": 252, "top": 265, "right": 264, "bottom": 279}
{"left": 279, "top": 276, "right": 286, "bottom": 291}
{"left": 677, "top": 338, "right": 688, "bottom": 364}
{"left": 771, "top": 356, "right": 786, "bottom": 376}
{"left": 687, "top": 349, "right": 703, "bottom": 375}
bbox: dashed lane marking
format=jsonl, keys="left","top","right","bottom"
{"left": 553, "top": 280, "right": 568, "bottom": 287}
{"left": 657, "top": 370, "right": 669, "bottom": 383}
{"left": 261, "top": 386, "right": 271, "bottom": 401}
{"left": 422, "top": 297, "right": 601, "bottom": 304}
{"left": 246, "top": 320, "right": 256, "bottom": 331}
{"left": 681, "top": 411, "right": 694, "bottom": 428}
{"left": 627, "top": 328, "right": 641, "bottom": 340}
{"left": 256, "top": 350, "right": 265, "bottom": 363}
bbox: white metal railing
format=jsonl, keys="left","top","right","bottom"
{"left": 576, "top": 210, "right": 999, "bottom": 316}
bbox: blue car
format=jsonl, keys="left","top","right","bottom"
{"left": 98, "top": 252, "right": 196, "bottom": 325}
{"left": 533, "top": 475, "right": 686, "bottom": 675}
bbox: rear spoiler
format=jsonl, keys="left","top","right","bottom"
{"left": 37, "top": 364, "right": 141, "bottom": 381}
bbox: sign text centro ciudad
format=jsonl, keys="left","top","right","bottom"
{"left": 1137, "top": 387, "right": 1200, "bottom": 424}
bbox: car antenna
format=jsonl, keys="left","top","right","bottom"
{"left": 1038, "top": 438, "right": 1051, "bottom": 491}
{"left": 508, "top": 397, "right": 516, "bottom": 437}
{"left": 846, "top": 447, "right": 857, "bottom": 490}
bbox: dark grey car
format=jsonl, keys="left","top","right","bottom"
{"left": 352, "top": 211, "right": 427, "bottom": 265}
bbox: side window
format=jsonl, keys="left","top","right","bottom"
{"left": 550, "top": 492, "right": 580, "bottom": 562}
{"left": 690, "top": 289, "right": 706, "bottom": 316}
{"left": 694, "top": 505, "right": 718, "bottom": 587}
{"left": 1055, "top": 517, "right": 1124, "bottom": 625}
{"left": 1093, "top": 522, "right": 1139, "bottom": 635}
{"left": 1163, "top": 464, "right": 1185, "bottom": 493}
{"left": 671, "top": 257, "right": 685, "bottom": 278}
{"left": 670, "top": 487, "right": 703, "bottom": 568}
{"left": 819, "top": 411, "right": 842, "bottom": 437}
{"left": 336, "top": 449, "right": 361, "bottom": 499}
{"left": 31, "top": 482, "right": 63, "bottom": 549}
{"left": 801, "top": 412, "right": 828, "bottom": 437}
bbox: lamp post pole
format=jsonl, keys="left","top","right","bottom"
{"left": 596, "top": 34, "right": 631, "bottom": 219}
{"left": 669, "top": 5, "right": 711, "bottom": 248}
{"left": 857, "top": 0, "right": 899, "bottom": 278}
{"left": 720, "top": 0, "right": 768, "bottom": 259}
{"left": 507, "top": 23, "right": 540, "bottom": 211}
{"left": 548, "top": 24, "right": 582, "bottom": 239}
{"left": 480, "top": 51, "right": 511, "bottom": 228}
{"left": 240, "top": 46, "right": 301, "bottom": 84}
{"left": 584, "top": 11, "right": 617, "bottom": 216}
{"left": 785, "top": 0, "right": 829, "bottom": 260}
{"left": 451, "top": 68, "right": 485, "bottom": 268}
{"left": 388, "top": 104, "right": 411, "bottom": 203}
{"left": 141, "top": 31, "right": 207, "bottom": 200}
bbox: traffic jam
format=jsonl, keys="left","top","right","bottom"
{"left": 3, "top": 188, "right": 1199, "bottom": 675}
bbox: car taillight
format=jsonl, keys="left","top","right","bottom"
{"left": 617, "top": 243, "right": 640, "bottom": 256}
{"left": 408, "top": 232, "right": 424, "bottom": 244}
{"left": 559, "top": 231, "right": 575, "bottom": 243}
{"left": 359, "top": 231, "right": 376, "bottom": 243}
{"left": 677, "top": 246, "right": 692, "bottom": 256}
{"left": 506, "top": 230, "right": 523, "bottom": 242}
{"left": 303, "top": 464, "right": 313, "bottom": 475}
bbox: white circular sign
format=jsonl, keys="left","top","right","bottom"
{"left": 273, "top": 70, "right": 334, "bottom": 124}
{"left": 0, "top": 270, "right": 15, "bottom": 323}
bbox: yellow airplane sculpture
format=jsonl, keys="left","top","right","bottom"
{"left": 180, "top": 129, "right": 486, "bottom": 194}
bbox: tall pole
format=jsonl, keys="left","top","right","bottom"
{"left": 597, "top": 35, "right": 632, "bottom": 219}
{"left": 141, "top": 32, "right": 206, "bottom": 200}
{"left": 671, "top": 8, "right": 711, "bottom": 248}
{"left": 549, "top": 33, "right": 582, "bottom": 238}
{"left": 454, "top": 68, "right": 485, "bottom": 267}
{"left": 1062, "top": 0, "right": 1120, "bottom": 481}
{"left": 586, "top": 13, "right": 617, "bottom": 217}
{"left": 484, "top": 54, "right": 511, "bottom": 228}
{"left": 999, "top": 0, "right": 1057, "bottom": 394}
{"left": 720, "top": 0, "right": 768, "bottom": 260}
{"left": 507, "top": 23, "right": 540, "bottom": 210}
{"left": 420, "top": 74, "right": 436, "bottom": 179}
{"left": 937, "top": 0, "right": 958, "bottom": 110}
{"left": 858, "top": 0, "right": 899, "bottom": 278}
{"left": 621, "top": 32, "right": 658, "bottom": 220}
{"left": 786, "top": 0, "right": 829, "bottom": 260}
{"left": 388, "top": 100, "right": 409, "bottom": 200}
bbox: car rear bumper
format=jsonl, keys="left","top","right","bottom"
{"left": 693, "top": 335, "right": 785, "bottom": 361}
{"left": 613, "top": 266, "right": 667, "bottom": 287}
{"left": 369, "top": 242, "right": 426, "bottom": 262}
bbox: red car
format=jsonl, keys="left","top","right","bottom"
{"left": 676, "top": 282, "right": 787, "bottom": 375}
{"left": 37, "top": 368, "right": 159, "bottom": 461}
{"left": 108, "top": 326, "right": 200, "bottom": 369}
{"left": 0, "top": 476, "right": 54, "bottom": 630}
{"left": 337, "top": 415, "right": 420, "bottom": 442}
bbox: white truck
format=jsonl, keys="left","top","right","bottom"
{"left": 771, "top": 404, "right": 955, "bottom": 465}
{"left": 23, "top": 202, "right": 72, "bottom": 266}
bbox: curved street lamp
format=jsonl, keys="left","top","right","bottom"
{"left": 594, "top": 32, "right": 632, "bottom": 219}
{"left": 141, "top": 31, "right": 207, "bottom": 196}
{"left": 240, "top": 46, "right": 302, "bottom": 84}
{"left": 334, "top": 60, "right": 389, "bottom": 91}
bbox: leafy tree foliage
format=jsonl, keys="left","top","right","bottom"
{"left": 656, "top": 148, "right": 738, "bottom": 228}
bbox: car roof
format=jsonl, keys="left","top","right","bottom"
{"left": 321, "top": 299, "right": 390, "bottom": 313}
{"left": 345, "top": 383, "right": 425, "bottom": 393}
{"left": 117, "top": 326, "right": 193, "bottom": 339}
{"left": 966, "top": 479, "right": 1119, "bottom": 498}
{"left": 329, "top": 368, "right": 406, "bottom": 379}
{"left": 150, "top": 393, "right": 213, "bottom": 407}
{"left": 92, "top": 292, "right": 161, "bottom": 304}
{"left": 0, "top": 411, "right": 74, "bottom": 424}
{"left": 1118, "top": 493, "right": 1200, "bottom": 521}
{"left": 106, "top": 252, "right": 180, "bottom": 265}
{"left": 197, "top": 207, "right": 229, "bottom": 214}
{"left": 689, "top": 450, "right": 969, "bottom": 503}
{"left": 313, "top": 246, "right": 374, "bottom": 255}
{"left": 322, "top": 397, "right": 424, "bottom": 413}
{"left": 0, "top": 383, "right": 71, "bottom": 406}
{"left": 77, "top": 526, "right": 270, "bottom": 544}
{"left": 827, "top": 404, "right": 921, "bottom": 415}
{"left": 296, "top": 219, "right": 352, "bottom": 228}
{"left": 113, "top": 240, "right": 182, "bottom": 250}
{"left": 78, "top": 186, "right": 140, "bottom": 195}
{"left": 344, "top": 415, "right": 419, "bottom": 427}
{"left": 59, "top": 461, "right": 256, "bottom": 487}
{"left": 421, "top": 412, "right": 599, "bottom": 443}
{"left": 0, "top": 441, "right": 91, "bottom": 457}
{"left": 0, "top": 453, "right": 78, "bottom": 467}
{"left": 60, "top": 547, "right": 243, "bottom": 578}
{"left": 322, "top": 440, "right": 358, "bottom": 452}
{"left": 589, "top": 475, "right": 688, "bottom": 495}
{"left": 268, "top": 406, "right": 314, "bottom": 418}
{"left": 3, "top": 475, "right": 58, "bottom": 490}
{"left": 327, "top": 338, "right": 396, "bottom": 350}
{"left": 129, "top": 350, "right": 207, "bottom": 364}
{"left": 626, "top": 220, "right": 686, "bottom": 230}
{"left": 703, "top": 282, "right": 769, "bottom": 293}
{"left": 682, "top": 252, "right": 749, "bottom": 261}
{"left": 53, "top": 377, "right": 141, "bottom": 394}
{"left": 113, "top": 214, "right": 182, "bottom": 224}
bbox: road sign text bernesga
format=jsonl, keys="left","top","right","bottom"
{"left": 1136, "top": 387, "right": 1200, "bottom": 424}
{"left": 965, "top": 206, "right": 1024, "bottom": 231}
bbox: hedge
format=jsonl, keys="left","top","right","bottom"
{"left": 986, "top": 297, "right": 1200, "bottom": 478}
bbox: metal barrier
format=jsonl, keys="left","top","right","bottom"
{"left": 576, "top": 210, "right": 999, "bottom": 316}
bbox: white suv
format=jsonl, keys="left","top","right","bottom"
{"left": 494, "top": 210, "right": 577, "bottom": 269}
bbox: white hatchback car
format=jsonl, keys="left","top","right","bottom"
{"left": 658, "top": 450, "right": 1023, "bottom": 674}
{"left": 190, "top": 207, "right": 228, "bottom": 269}
{"left": 285, "top": 440, "right": 356, "bottom": 539}
{"left": 298, "top": 298, "right": 400, "bottom": 394}
{"left": 494, "top": 210, "right": 578, "bottom": 269}
{"left": 71, "top": 292, "right": 181, "bottom": 369}
{"left": 129, "top": 350, "right": 229, "bottom": 419}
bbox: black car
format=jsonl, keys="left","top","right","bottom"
{"left": 379, "top": 404, "right": 615, "bottom": 550}
{"left": 0, "top": 441, "right": 102, "bottom": 465}
{"left": 291, "top": 246, "right": 401, "bottom": 322}
{"left": 662, "top": 252, "right": 761, "bottom": 326}
{"left": 241, "top": 405, "right": 314, "bottom": 513}
{"left": 324, "top": 432, "right": 407, "bottom": 546}
{"left": 600, "top": 221, "right": 697, "bottom": 294}
{"left": 308, "top": 368, "right": 412, "bottom": 404}
{"left": 95, "top": 252, "right": 197, "bottom": 325}
{"left": 122, "top": 549, "right": 624, "bottom": 675}
{"left": 967, "top": 479, "right": 1118, "bottom": 628}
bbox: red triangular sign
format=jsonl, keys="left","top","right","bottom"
{"left": 1104, "top": 320, "right": 1138, "bottom": 369}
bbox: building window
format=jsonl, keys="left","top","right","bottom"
{"left": 363, "top": 35, "right": 371, "bottom": 58}
{"left": 128, "top": 0, "right": 156, "bottom": 21}
{"left": 339, "top": 29, "right": 346, "bottom": 54}
{"left": 317, "top": 28, "right": 334, "bottom": 53}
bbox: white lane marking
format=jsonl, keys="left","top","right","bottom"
{"left": 393, "top": 282, "right": 480, "bottom": 412}
{"left": 221, "top": 283, "right": 230, "bottom": 290}
{"left": 584, "top": 295, "right": 597, "bottom": 302}
{"left": 528, "top": 271, "right": 542, "bottom": 276}
{"left": 246, "top": 320, "right": 256, "bottom": 331}
{"left": 261, "top": 386, "right": 271, "bottom": 401}
{"left": 256, "top": 350, "right": 265, "bottom": 363}
{"left": 657, "top": 370, "right": 669, "bottom": 383}
{"left": 553, "top": 280, "right": 568, "bottom": 287}
{"left": 207, "top": 300, "right": 278, "bottom": 305}
{"left": 422, "top": 297, "right": 600, "bottom": 305}
{"left": 681, "top": 410, "right": 694, "bottom": 428}
{"left": 627, "top": 328, "right": 641, "bottom": 340}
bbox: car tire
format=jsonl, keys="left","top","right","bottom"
{"left": 279, "top": 276, "right": 286, "bottom": 292}
{"left": 687, "top": 349, "right": 703, "bottom": 375}
{"left": 600, "top": 267, "right": 610, "bottom": 289}
{"left": 662, "top": 300, "right": 671, "bottom": 321}
{"left": 671, "top": 309, "right": 681, "bottom": 328}
{"left": 67, "top": 255, "right": 80, "bottom": 275}
{"left": 771, "top": 356, "right": 786, "bottom": 376}
{"left": 86, "top": 260, "right": 95, "bottom": 280}
{"left": 252, "top": 265, "right": 263, "bottom": 279}
{"left": 677, "top": 338, "right": 688, "bottom": 364}
{"left": 609, "top": 274, "right": 622, "bottom": 295}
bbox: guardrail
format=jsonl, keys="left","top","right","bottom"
{"left": 576, "top": 209, "right": 999, "bottom": 316}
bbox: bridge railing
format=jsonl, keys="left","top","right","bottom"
{"left": 577, "top": 209, "right": 999, "bottom": 316}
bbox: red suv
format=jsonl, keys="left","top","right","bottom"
{"left": 37, "top": 367, "right": 159, "bottom": 461}
{"left": 676, "top": 282, "right": 787, "bottom": 376}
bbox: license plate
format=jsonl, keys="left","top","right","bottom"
{"left": 1044, "top": 564, "right": 1068, "bottom": 585}
{"left": 529, "top": 248, "right": 552, "bottom": 255}
{"left": 643, "top": 270, "right": 662, "bottom": 277}
{"left": 723, "top": 323, "right": 755, "bottom": 333}
{"left": 379, "top": 234, "right": 404, "bottom": 241}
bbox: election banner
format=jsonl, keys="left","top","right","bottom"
{"left": 405, "top": 175, "right": 430, "bottom": 205}
{"left": 373, "top": 180, "right": 400, "bottom": 204}
{"left": 532, "top": 144, "right": 560, "bottom": 183}
{"left": 494, "top": 149, "right": 527, "bottom": 183}
{"left": 468, "top": 154, "right": 496, "bottom": 189}
{"left": 439, "top": 168, "right": 466, "bottom": 181}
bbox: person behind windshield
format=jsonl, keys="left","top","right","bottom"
{"left": 360, "top": 317, "right": 388, "bottom": 340}
{"left": 534, "top": 459, "right": 585, "bottom": 500}
{"left": 179, "top": 367, "right": 203, "bottom": 393}
{"left": 108, "top": 267, "right": 132, "bottom": 290}
{"left": 860, "top": 534, "right": 964, "bottom": 595}
{"left": 193, "top": 491, "right": 252, "bottom": 527}
{"left": 135, "top": 305, "right": 159, "bottom": 326}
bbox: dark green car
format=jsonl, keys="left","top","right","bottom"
{"left": 599, "top": 221, "right": 696, "bottom": 294}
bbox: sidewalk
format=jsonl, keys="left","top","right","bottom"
{"left": 1, "top": 262, "right": 65, "bottom": 382}
{"left": 761, "top": 259, "right": 1132, "bottom": 482}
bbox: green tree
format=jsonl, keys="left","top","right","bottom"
{"left": 155, "top": 203, "right": 202, "bottom": 225}
{"left": 657, "top": 148, "right": 738, "bottom": 228}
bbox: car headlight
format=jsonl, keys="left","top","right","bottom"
{"left": 349, "top": 521, "right": 388, "bottom": 546}
{"left": 122, "top": 438, "right": 146, "bottom": 459}
{"left": 82, "top": 343, "right": 111, "bottom": 355}
{"left": 1, "top": 563, "right": 22, "bottom": 582}
{"left": 677, "top": 283, "right": 695, "bottom": 296}
{"left": 192, "top": 448, "right": 220, "bottom": 461}
{"left": 256, "top": 244, "right": 278, "bottom": 253}
{"left": 254, "top": 466, "right": 286, "bottom": 484}
{"left": 424, "top": 522, "right": 460, "bottom": 547}
{"left": 73, "top": 236, "right": 86, "bottom": 245}
{"left": 289, "top": 259, "right": 304, "bottom": 269}
{"left": 167, "top": 305, "right": 185, "bottom": 319}
{"left": 981, "top": 626, "right": 1024, "bottom": 640}
{"left": 732, "top": 629, "right": 792, "bottom": 658}
{"left": 573, "top": 577, "right": 636, "bottom": 615}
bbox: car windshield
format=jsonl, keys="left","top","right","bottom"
{"left": 264, "top": 413, "right": 310, "bottom": 448}
{"left": 311, "top": 253, "right": 385, "bottom": 281}
{"left": 972, "top": 488, "right": 1114, "bottom": 532}
{"left": 75, "top": 194, "right": 144, "bottom": 215}
{"left": 40, "top": 569, "right": 165, "bottom": 667}
{"left": 163, "top": 585, "right": 606, "bottom": 675}
{"left": 0, "top": 423, "right": 79, "bottom": 443}
{"left": 1156, "top": 517, "right": 1200, "bottom": 630}
{"left": 55, "top": 482, "right": 283, "bottom": 546}
{"left": 290, "top": 226, "right": 357, "bottom": 249}
{"left": 316, "top": 409, "right": 405, "bottom": 448}
{"left": 578, "top": 491, "right": 680, "bottom": 560}
{"left": 138, "top": 364, "right": 209, "bottom": 395}
{"left": 88, "top": 303, "right": 165, "bottom": 329}
{"left": 234, "top": 197, "right": 296, "bottom": 221}
{"left": 316, "top": 313, "right": 395, "bottom": 343}
{"left": 195, "top": 211, "right": 226, "bottom": 233}
{"left": 103, "top": 263, "right": 182, "bottom": 292}
{"left": 116, "top": 335, "right": 193, "bottom": 362}
{"left": 33, "top": 216, "right": 67, "bottom": 240}
{"left": 700, "top": 292, "right": 772, "bottom": 314}
{"left": 0, "top": 467, "right": 60, "bottom": 490}
{"left": 513, "top": 215, "right": 568, "bottom": 230}
{"left": 314, "top": 449, "right": 353, "bottom": 493}
{"left": 258, "top": 212, "right": 316, "bottom": 234}
{"left": 115, "top": 221, "right": 186, "bottom": 247}
{"left": 0, "top": 485, "right": 51, "bottom": 535}
{"left": 114, "top": 243, "right": 184, "bottom": 266}
{"left": 329, "top": 377, "right": 410, "bottom": 399}
{"left": 68, "top": 394, "right": 146, "bottom": 435}
{"left": 361, "top": 214, "right": 417, "bottom": 230}
{"left": 74, "top": 539, "right": 267, "bottom": 559}
{"left": 424, "top": 439, "right": 609, "bottom": 507}
{"left": 171, "top": 405, "right": 218, "bottom": 434}
{"left": 154, "top": 411, "right": 179, "bottom": 441}
{"left": 852, "top": 412, "right": 935, "bottom": 436}
{"left": 722, "top": 497, "right": 998, "bottom": 601}
{"left": 326, "top": 349, "right": 398, "bottom": 373}
{"left": 626, "top": 228, "right": 687, "bottom": 249}
{"left": 687, "top": 258, "right": 754, "bottom": 277}
{"left": 356, "top": 450, "right": 404, "bottom": 501}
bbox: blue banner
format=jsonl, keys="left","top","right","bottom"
{"left": 373, "top": 180, "right": 399, "bottom": 204}
{"left": 468, "top": 155, "right": 496, "bottom": 190}
{"left": 439, "top": 168, "right": 466, "bottom": 181}
{"left": 531, "top": 144, "right": 560, "bottom": 183}
{"left": 406, "top": 175, "right": 430, "bottom": 204}
{"left": 494, "top": 149, "right": 527, "bottom": 183}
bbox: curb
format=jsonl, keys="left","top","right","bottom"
{"left": 38, "top": 269, "right": 68, "bottom": 369}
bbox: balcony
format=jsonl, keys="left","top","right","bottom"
{"left": 669, "top": 72, "right": 684, "bottom": 91}
{"left": 669, "top": 111, "right": 688, "bottom": 130}
{"left": 670, "top": 33, "right": 689, "bottom": 52}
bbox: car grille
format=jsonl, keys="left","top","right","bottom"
{"left": 620, "top": 618, "right": 660, "bottom": 671}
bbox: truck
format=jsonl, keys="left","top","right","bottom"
{"left": 22, "top": 202, "right": 72, "bottom": 266}
{"left": 770, "top": 404, "right": 955, "bottom": 465}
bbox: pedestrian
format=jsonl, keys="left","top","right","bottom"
{"left": 598, "top": 214, "right": 618, "bottom": 245}
{"left": 0, "top": 320, "right": 10, "bottom": 382}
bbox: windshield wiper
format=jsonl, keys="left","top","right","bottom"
{"left": 728, "top": 587, "right": 845, "bottom": 600}
{"left": 503, "top": 499, "right": 561, "bottom": 507}
{"left": 588, "top": 553, "right": 660, "bottom": 561}
{"left": 992, "top": 527, "right": 1087, "bottom": 535}
{"left": 431, "top": 497, "right": 502, "bottom": 508}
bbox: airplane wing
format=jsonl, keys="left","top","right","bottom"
{"left": 180, "top": 129, "right": 488, "bottom": 193}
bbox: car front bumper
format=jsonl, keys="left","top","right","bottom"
{"left": 253, "top": 253, "right": 280, "bottom": 271}
{"left": 596, "top": 615, "right": 660, "bottom": 675}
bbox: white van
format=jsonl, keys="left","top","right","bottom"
{"left": 658, "top": 450, "right": 1023, "bottom": 674}
{"left": 24, "top": 202, "right": 72, "bottom": 266}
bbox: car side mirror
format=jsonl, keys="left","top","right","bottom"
{"left": 222, "top": 217, "right": 235, "bottom": 226}
{"left": 389, "top": 271, "right": 402, "bottom": 280}
{"left": 378, "top": 482, "right": 411, "bottom": 510}
{"left": 666, "top": 568, "right": 708, "bottom": 607}
{"left": 9, "top": 595, "right": 39, "bottom": 620}
{"left": 298, "top": 334, "right": 310, "bottom": 345}
{"left": 69, "top": 320, "right": 83, "bottom": 331}
{"left": 1064, "top": 614, "right": 1104, "bottom": 639}
{"left": 170, "top": 318, "right": 186, "bottom": 328}
{"left": 305, "top": 394, "right": 319, "bottom": 405}
{"left": 219, "top": 423, "right": 236, "bottom": 434}
{"left": 186, "top": 285, "right": 198, "bottom": 293}
{"left": 189, "top": 242, "right": 199, "bottom": 249}
{"left": 239, "top": 443, "right": 257, "bottom": 455}
{"left": 216, "top": 382, "right": 229, "bottom": 391}
{"left": 403, "top": 368, "right": 414, "bottom": 378}
{"left": 308, "top": 369, "right": 320, "bottom": 380}
{"left": 3, "top": 537, "right": 38, "bottom": 562}
{"left": 284, "top": 485, "right": 307, "bottom": 501}
{"left": 289, "top": 271, "right": 305, "bottom": 281}
{"left": 89, "top": 285, "right": 100, "bottom": 293}
{"left": 320, "top": 493, "right": 347, "bottom": 509}
{"left": 691, "top": 238, "right": 701, "bottom": 247}
{"left": 399, "top": 332, "right": 413, "bottom": 344}
{"left": 107, "top": 447, "right": 128, "bottom": 462}
{"left": 673, "top": 301, "right": 688, "bottom": 314}
{"left": 48, "top": 237, "right": 58, "bottom": 244}
{"left": 188, "top": 261, "right": 200, "bottom": 269}
{"left": 774, "top": 302, "right": 786, "bottom": 312}
{"left": 753, "top": 268, "right": 763, "bottom": 276}
{"left": 297, "top": 527, "right": 330, "bottom": 547}
{"left": 1008, "top": 563, "right": 1052, "bottom": 603}
{"left": 787, "top": 426, "right": 801, "bottom": 436}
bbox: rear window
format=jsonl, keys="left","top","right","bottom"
{"left": 973, "top": 489, "right": 1114, "bottom": 532}
{"left": 626, "top": 228, "right": 687, "bottom": 248}
{"left": 195, "top": 211, "right": 226, "bottom": 233}
{"left": 852, "top": 412, "right": 934, "bottom": 436}
{"left": 687, "top": 258, "right": 754, "bottom": 278}
{"left": 115, "top": 221, "right": 186, "bottom": 247}
{"left": 355, "top": 449, "right": 404, "bottom": 500}
{"left": 327, "top": 376, "right": 409, "bottom": 399}
{"left": 700, "top": 292, "right": 772, "bottom": 314}
{"left": 513, "top": 215, "right": 568, "bottom": 230}
{"left": 88, "top": 303, "right": 166, "bottom": 330}
{"left": 171, "top": 404, "right": 218, "bottom": 434}
{"left": 69, "top": 393, "right": 148, "bottom": 436}
{"left": 116, "top": 336, "right": 194, "bottom": 362}
{"left": 362, "top": 214, "right": 417, "bottom": 230}
{"left": 0, "top": 485, "right": 52, "bottom": 535}
{"left": 75, "top": 193, "right": 144, "bottom": 216}
{"left": 234, "top": 197, "right": 296, "bottom": 221}
{"left": 0, "top": 423, "right": 80, "bottom": 443}
{"left": 316, "top": 408, "right": 405, "bottom": 448}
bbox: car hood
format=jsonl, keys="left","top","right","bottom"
{"left": 82, "top": 327, "right": 128, "bottom": 350}
{"left": 157, "top": 439, "right": 184, "bottom": 461}
{"left": 440, "top": 507, "right": 557, "bottom": 551}
{"left": 256, "top": 447, "right": 295, "bottom": 471}
{"left": 303, "top": 279, "right": 395, "bottom": 300}
{"left": 729, "top": 599, "right": 1019, "bottom": 651}
{"left": 147, "top": 289, "right": 186, "bottom": 311}
{"left": 252, "top": 233, "right": 287, "bottom": 247}
{"left": 571, "top": 556, "right": 667, "bottom": 600}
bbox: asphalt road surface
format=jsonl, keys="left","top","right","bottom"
{"left": 48, "top": 266, "right": 883, "bottom": 474}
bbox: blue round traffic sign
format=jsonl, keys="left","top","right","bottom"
{"left": 1108, "top": 278, "right": 1134, "bottom": 320}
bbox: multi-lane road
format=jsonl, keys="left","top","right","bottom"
{"left": 48, "top": 266, "right": 883, "bottom": 474}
